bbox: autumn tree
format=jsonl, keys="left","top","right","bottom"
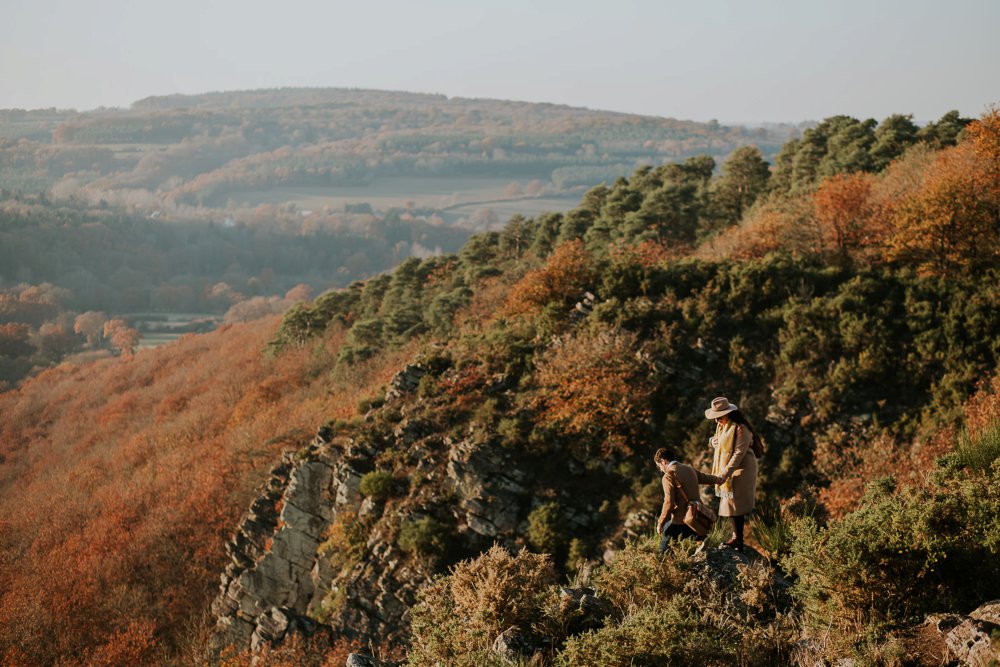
{"left": 103, "top": 319, "right": 141, "bottom": 358}
{"left": 74, "top": 311, "right": 108, "bottom": 347}
{"left": 534, "top": 326, "right": 654, "bottom": 457}
{"left": 812, "top": 172, "right": 878, "bottom": 263}
{"left": 884, "top": 110, "right": 1000, "bottom": 274}
{"left": 503, "top": 240, "right": 595, "bottom": 317}
{"left": 283, "top": 284, "right": 312, "bottom": 303}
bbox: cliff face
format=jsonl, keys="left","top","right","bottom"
{"left": 208, "top": 428, "right": 353, "bottom": 655}
{"left": 206, "top": 361, "right": 555, "bottom": 657}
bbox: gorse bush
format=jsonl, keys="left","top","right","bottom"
{"left": 526, "top": 501, "right": 567, "bottom": 556}
{"left": 359, "top": 470, "right": 396, "bottom": 502}
{"left": 556, "top": 603, "right": 723, "bottom": 667}
{"left": 407, "top": 546, "right": 555, "bottom": 666}
{"left": 782, "top": 455, "right": 1000, "bottom": 647}
{"left": 397, "top": 516, "right": 450, "bottom": 561}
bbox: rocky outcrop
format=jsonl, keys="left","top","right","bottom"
{"left": 207, "top": 428, "right": 366, "bottom": 658}
{"left": 917, "top": 602, "right": 1000, "bottom": 667}
{"left": 446, "top": 434, "right": 528, "bottom": 547}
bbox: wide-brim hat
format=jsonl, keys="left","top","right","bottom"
{"left": 705, "top": 396, "right": 738, "bottom": 419}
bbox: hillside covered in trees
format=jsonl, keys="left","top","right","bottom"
{"left": 1, "top": 87, "right": 794, "bottom": 207}
{"left": 0, "top": 106, "right": 997, "bottom": 666}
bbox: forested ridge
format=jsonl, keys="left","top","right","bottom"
{"left": 0, "top": 106, "right": 998, "bottom": 666}
{"left": 1, "top": 87, "right": 793, "bottom": 203}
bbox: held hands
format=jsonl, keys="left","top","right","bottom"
{"left": 717, "top": 469, "right": 743, "bottom": 483}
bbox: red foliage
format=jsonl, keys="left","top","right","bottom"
{"left": 0, "top": 317, "right": 401, "bottom": 664}
{"left": 533, "top": 326, "right": 654, "bottom": 457}
{"left": 503, "top": 240, "right": 595, "bottom": 317}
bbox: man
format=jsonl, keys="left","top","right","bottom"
{"left": 653, "top": 448, "right": 721, "bottom": 554}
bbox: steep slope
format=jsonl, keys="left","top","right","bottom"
{"left": 0, "top": 318, "right": 418, "bottom": 665}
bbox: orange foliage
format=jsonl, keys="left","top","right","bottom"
{"left": 219, "top": 634, "right": 364, "bottom": 667}
{"left": 533, "top": 327, "right": 654, "bottom": 457}
{"left": 813, "top": 172, "right": 880, "bottom": 262}
{"left": 817, "top": 364, "right": 1000, "bottom": 518}
{"left": 884, "top": 110, "right": 1000, "bottom": 274}
{"left": 967, "top": 106, "right": 1000, "bottom": 165}
{"left": 503, "top": 240, "right": 595, "bottom": 317}
{"left": 816, "top": 431, "right": 950, "bottom": 519}
{"left": 696, "top": 195, "right": 819, "bottom": 261}
{"left": 102, "top": 318, "right": 141, "bottom": 358}
{"left": 609, "top": 239, "right": 672, "bottom": 268}
{"left": 964, "top": 370, "right": 1000, "bottom": 440}
{"left": 0, "top": 316, "right": 403, "bottom": 665}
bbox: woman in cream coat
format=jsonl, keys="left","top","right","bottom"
{"left": 705, "top": 396, "right": 760, "bottom": 550}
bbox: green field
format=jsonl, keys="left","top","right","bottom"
{"left": 127, "top": 313, "right": 220, "bottom": 350}
{"left": 229, "top": 176, "right": 584, "bottom": 218}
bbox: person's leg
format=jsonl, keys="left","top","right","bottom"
{"left": 725, "top": 515, "right": 745, "bottom": 548}
{"left": 660, "top": 522, "right": 699, "bottom": 554}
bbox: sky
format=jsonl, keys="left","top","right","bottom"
{"left": 2, "top": 0, "right": 997, "bottom": 123}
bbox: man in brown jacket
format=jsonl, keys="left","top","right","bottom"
{"left": 654, "top": 448, "right": 721, "bottom": 554}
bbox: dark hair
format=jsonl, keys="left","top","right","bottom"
{"left": 653, "top": 447, "right": 670, "bottom": 464}
{"left": 727, "top": 410, "right": 764, "bottom": 454}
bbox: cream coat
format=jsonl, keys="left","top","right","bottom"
{"left": 658, "top": 462, "right": 721, "bottom": 529}
{"left": 711, "top": 423, "right": 758, "bottom": 516}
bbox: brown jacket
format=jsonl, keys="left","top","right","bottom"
{"left": 658, "top": 462, "right": 721, "bottom": 529}
{"left": 711, "top": 423, "right": 758, "bottom": 517}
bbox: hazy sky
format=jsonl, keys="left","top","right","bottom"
{"left": 2, "top": 0, "right": 997, "bottom": 123}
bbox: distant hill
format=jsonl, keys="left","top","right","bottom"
{"left": 0, "top": 87, "right": 797, "bottom": 214}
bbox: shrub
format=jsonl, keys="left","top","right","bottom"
{"left": 397, "top": 516, "right": 450, "bottom": 560}
{"left": 318, "top": 512, "right": 367, "bottom": 573}
{"left": 783, "top": 464, "right": 1000, "bottom": 646}
{"left": 503, "top": 239, "right": 595, "bottom": 317}
{"left": 407, "top": 546, "right": 556, "bottom": 665}
{"left": 556, "top": 603, "right": 723, "bottom": 667}
{"left": 592, "top": 537, "right": 695, "bottom": 615}
{"left": 569, "top": 537, "right": 796, "bottom": 666}
{"left": 533, "top": 325, "right": 655, "bottom": 458}
{"left": 359, "top": 470, "right": 396, "bottom": 502}
{"left": 526, "top": 501, "right": 567, "bottom": 556}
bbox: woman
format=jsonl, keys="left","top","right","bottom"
{"left": 705, "top": 396, "right": 760, "bottom": 550}
{"left": 653, "top": 448, "right": 720, "bottom": 554}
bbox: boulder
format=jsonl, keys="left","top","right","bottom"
{"left": 346, "top": 653, "right": 399, "bottom": 667}
{"left": 558, "top": 586, "right": 613, "bottom": 632}
{"left": 916, "top": 608, "right": 1000, "bottom": 666}
{"left": 492, "top": 626, "right": 539, "bottom": 661}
